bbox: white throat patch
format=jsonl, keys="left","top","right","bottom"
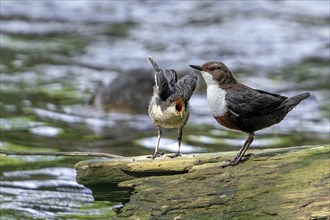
{"left": 201, "top": 71, "right": 227, "bottom": 117}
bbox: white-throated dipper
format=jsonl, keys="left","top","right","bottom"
{"left": 148, "top": 56, "right": 197, "bottom": 159}
{"left": 190, "top": 61, "right": 310, "bottom": 167}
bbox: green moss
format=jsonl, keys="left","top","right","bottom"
{"left": 319, "top": 91, "right": 330, "bottom": 118}
{"left": 0, "top": 154, "right": 27, "bottom": 167}
{"left": 0, "top": 47, "right": 17, "bottom": 68}
{"left": 280, "top": 59, "right": 329, "bottom": 89}
{"left": 62, "top": 201, "right": 117, "bottom": 219}
{"left": 0, "top": 142, "right": 58, "bottom": 153}
{"left": 0, "top": 209, "right": 37, "bottom": 220}
{"left": 223, "top": 145, "right": 330, "bottom": 219}
{"left": 0, "top": 142, "right": 58, "bottom": 168}
{"left": 103, "top": 22, "right": 136, "bottom": 37}
{"left": 0, "top": 142, "right": 86, "bottom": 171}
{"left": 0, "top": 116, "right": 35, "bottom": 130}
{"left": 82, "top": 135, "right": 103, "bottom": 141}
{"left": 1, "top": 84, "right": 84, "bottom": 109}
{"left": 6, "top": 33, "right": 87, "bottom": 54}
{"left": 1, "top": 33, "right": 88, "bottom": 73}
{"left": 99, "top": 145, "right": 330, "bottom": 219}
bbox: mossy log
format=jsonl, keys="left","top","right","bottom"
{"left": 75, "top": 145, "right": 330, "bottom": 219}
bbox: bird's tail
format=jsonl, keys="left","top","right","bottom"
{"left": 286, "top": 92, "right": 310, "bottom": 110}
{"left": 147, "top": 56, "right": 161, "bottom": 72}
{"left": 147, "top": 56, "right": 177, "bottom": 101}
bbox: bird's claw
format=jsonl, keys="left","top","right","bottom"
{"left": 166, "top": 152, "right": 182, "bottom": 158}
{"left": 147, "top": 152, "right": 165, "bottom": 159}
{"left": 219, "top": 153, "right": 254, "bottom": 168}
{"left": 219, "top": 160, "right": 239, "bottom": 168}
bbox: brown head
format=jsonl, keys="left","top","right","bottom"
{"left": 190, "top": 61, "right": 237, "bottom": 89}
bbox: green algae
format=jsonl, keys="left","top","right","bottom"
{"left": 104, "top": 22, "right": 136, "bottom": 37}
{"left": 61, "top": 201, "right": 117, "bottom": 219}
{"left": 1, "top": 33, "right": 87, "bottom": 73}
{"left": 280, "top": 59, "right": 330, "bottom": 89}
{"left": 0, "top": 142, "right": 86, "bottom": 171}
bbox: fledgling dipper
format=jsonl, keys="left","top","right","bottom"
{"left": 148, "top": 56, "right": 197, "bottom": 159}
{"left": 190, "top": 61, "right": 310, "bottom": 167}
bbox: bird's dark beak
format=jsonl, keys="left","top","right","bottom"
{"left": 189, "top": 65, "right": 202, "bottom": 71}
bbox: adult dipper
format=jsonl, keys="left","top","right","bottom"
{"left": 189, "top": 61, "right": 310, "bottom": 167}
{"left": 148, "top": 56, "right": 197, "bottom": 159}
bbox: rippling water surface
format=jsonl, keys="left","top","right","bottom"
{"left": 1, "top": 1, "right": 329, "bottom": 219}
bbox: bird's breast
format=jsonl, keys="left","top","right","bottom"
{"left": 148, "top": 103, "right": 188, "bottom": 128}
{"left": 206, "top": 84, "right": 228, "bottom": 117}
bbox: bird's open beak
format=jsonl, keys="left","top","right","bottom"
{"left": 189, "top": 65, "right": 202, "bottom": 71}
{"left": 175, "top": 98, "right": 184, "bottom": 118}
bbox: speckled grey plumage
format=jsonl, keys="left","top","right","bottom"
{"left": 147, "top": 56, "right": 197, "bottom": 158}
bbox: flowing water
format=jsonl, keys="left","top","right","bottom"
{"left": 1, "top": 1, "right": 329, "bottom": 219}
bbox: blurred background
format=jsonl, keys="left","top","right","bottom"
{"left": 0, "top": 0, "right": 329, "bottom": 218}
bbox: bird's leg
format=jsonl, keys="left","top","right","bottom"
{"left": 147, "top": 128, "right": 164, "bottom": 159}
{"left": 231, "top": 132, "right": 254, "bottom": 164}
{"left": 233, "top": 133, "right": 254, "bottom": 161}
{"left": 221, "top": 132, "right": 254, "bottom": 168}
{"left": 176, "top": 127, "right": 183, "bottom": 156}
{"left": 168, "top": 127, "right": 183, "bottom": 158}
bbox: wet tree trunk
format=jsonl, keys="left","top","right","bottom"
{"left": 75, "top": 145, "right": 330, "bottom": 219}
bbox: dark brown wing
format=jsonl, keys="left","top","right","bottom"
{"left": 225, "top": 84, "right": 287, "bottom": 118}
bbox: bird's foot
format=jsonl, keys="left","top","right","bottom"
{"left": 166, "top": 152, "right": 182, "bottom": 158}
{"left": 241, "top": 153, "right": 254, "bottom": 160}
{"left": 220, "top": 153, "right": 254, "bottom": 168}
{"left": 219, "top": 160, "right": 239, "bottom": 168}
{"left": 147, "top": 152, "right": 165, "bottom": 159}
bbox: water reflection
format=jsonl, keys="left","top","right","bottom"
{"left": 1, "top": 0, "right": 329, "bottom": 218}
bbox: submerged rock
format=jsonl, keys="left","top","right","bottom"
{"left": 89, "top": 69, "right": 153, "bottom": 114}
{"left": 75, "top": 144, "right": 330, "bottom": 219}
